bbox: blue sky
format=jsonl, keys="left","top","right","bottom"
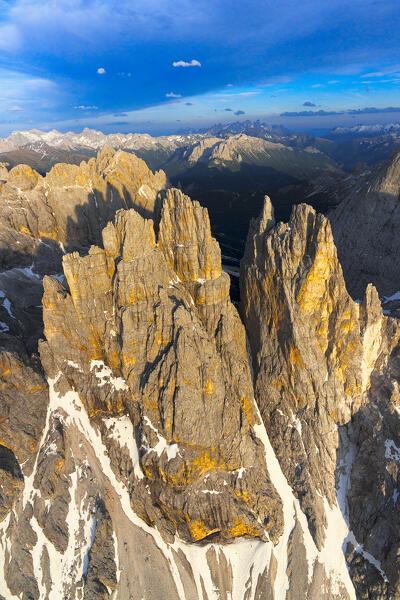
{"left": 1, "top": 0, "right": 400, "bottom": 135}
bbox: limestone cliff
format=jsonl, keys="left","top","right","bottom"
{"left": 1, "top": 151, "right": 400, "bottom": 599}
{"left": 39, "top": 190, "right": 283, "bottom": 547}
{"left": 241, "top": 196, "right": 400, "bottom": 596}
{"left": 0, "top": 148, "right": 167, "bottom": 355}
{"left": 329, "top": 149, "right": 400, "bottom": 299}
{"left": 0, "top": 146, "right": 166, "bottom": 270}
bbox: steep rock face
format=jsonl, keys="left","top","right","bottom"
{"left": 0, "top": 146, "right": 166, "bottom": 269}
{"left": 241, "top": 197, "right": 400, "bottom": 594}
{"left": 344, "top": 331, "right": 400, "bottom": 598}
{"left": 39, "top": 190, "right": 282, "bottom": 547}
{"left": 2, "top": 146, "right": 400, "bottom": 599}
{"left": 0, "top": 148, "right": 167, "bottom": 355}
{"left": 329, "top": 150, "right": 400, "bottom": 299}
{"left": 164, "top": 133, "right": 339, "bottom": 181}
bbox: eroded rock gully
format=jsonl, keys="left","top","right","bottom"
{"left": 0, "top": 151, "right": 399, "bottom": 599}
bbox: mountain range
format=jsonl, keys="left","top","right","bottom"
{"left": 0, "top": 133, "right": 400, "bottom": 598}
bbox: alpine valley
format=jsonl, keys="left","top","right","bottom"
{"left": 1, "top": 124, "right": 400, "bottom": 600}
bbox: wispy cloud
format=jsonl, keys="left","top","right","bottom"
{"left": 281, "top": 109, "right": 343, "bottom": 117}
{"left": 166, "top": 92, "right": 182, "bottom": 98}
{"left": 258, "top": 76, "right": 292, "bottom": 87}
{"left": 224, "top": 108, "right": 233, "bottom": 111}
{"left": 361, "top": 65, "right": 400, "bottom": 78}
{"left": 97, "top": 67, "right": 106, "bottom": 75}
{"left": 282, "top": 106, "right": 400, "bottom": 117}
{"left": 172, "top": 59, "right": 201, "bottom": 67}
{"left": 311, "top": 83, "right": 324, "bottom": 88}
{"left": 74, "top": 105, "right": 99, "bottom": 110}
{"left": 214, "top": 90, "right": 260, "bottom": 98}
{"left": 348, "top": 106, "right": 400, "bottom": 114}
{"left": 0, "top": 68, "right": 58, "bottom": 112}
{"left": 7, "top": 105, "right": 24, "bottom": 112}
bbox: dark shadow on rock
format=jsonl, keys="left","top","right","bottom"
{"left": 336, "top": 336, "right": 400, "bottom": 596}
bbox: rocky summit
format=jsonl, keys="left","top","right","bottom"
{"left": 0, "top": 149, "right": 400, "bottom": 600}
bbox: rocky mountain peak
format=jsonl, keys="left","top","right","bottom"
{"left": 39, "top": 188, "right": 284, "bottom": 552}
{"left": 1, "top": 149, "right": 400, "bottom": 599}
{"left": 241, "top": 198, "right": 400, "bottom": 554}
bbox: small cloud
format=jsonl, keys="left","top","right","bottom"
{"left": 225, "top": 108, "right": 233, "bottom": 111}
{"left": 361, "top": 71, "right": 384, "bottom": 78}
{"left": 311, "top": 83, "right": 324, "bottom": 88}
{"left": 328, "top": 80, "right": 339, "bottom": 84}
{"left": 280, "top": 109, "right": 344, "bottom": 117}
{"left": 234, "top": 110, "right": 245, "bottom": 115}
{"left": 185, "top": 102, "right": 193, "bottom": 106}
{"left": 270, "top": 94, "right": 277, "bottom": 98}
{"left": 97, "top": 67, "right": 106, "bottom": 75}
{"left": 227, "top": 83, "right": 233, "bottom": 87}
{"left": 176, "top": 119, "right": 181, "bottom": 122}
{"left": 113, "top": 112, "right": 128, "bottom": 117}
{"left": 118, "top": 72, "right": 132, "bottom": 77}
{"left": 166, "top": 92, "right": 182, "bottom": 98}
{"left": 8, "top": 105, "right": 23, "bottom": 112}
{"left": 172, "top": 59, "right": 201, "bottom": 68}
{"left": 258, "top": 75, "right": 292, "bottom": 87}
{"left": 235, "top": 91, "right": 260, "bottom": 96}
{"left": 74, "top": 105, "right": 98, "bottom": 110}
{"left": 303, "top": 101, "right": 316, "bottom": 107}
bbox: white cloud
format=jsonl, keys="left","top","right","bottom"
{"left": 214, "top": 90, "right": 260, "bottom": 98}
{"left": 362, "top": 71, "right": 384, "bottom": 78}
{"left": 311, "top": 83, "right": 324, "bottom": 88}
{"left": 97, "top": 67, "right": 106, "bottom": 74}
{"left": 74, "top": 105, "right": 98, "bottom": 110}
{"left": 328, "top": 80, "right": 339, "bottom": 84}
{"left": 0, "top": 68, "right": 57, "bottom": 100}
{"left": 172, "top": 59, "right": 201, "bottom": 67}
{"left": 0, "top": 23, "right": 21, "bottom": 51}
{"left": 8, "top": 105, "right": 24, "bottom": 111}
{"left": 166, "top": 92, "right": 182, "bottom": 98}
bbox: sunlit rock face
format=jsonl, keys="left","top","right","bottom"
{"left": 40, "top": 189, "right": 283, "bottom": 548}
{"left": 0, "top": 148, "right": 168, "bottom": 355}
{"left": 1, "top": 150, "right": 400, "bottom": 599}
{"left": 0, "top": 146, "right": 167, "bottom": 268}
{"left": 241, "top": 196, "right": 400, "bottom": 597}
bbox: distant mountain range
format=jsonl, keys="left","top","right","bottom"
{"left": 2, "top": 122, "right": 400, "bottom": 300}
{"left": 327, "top": 122, "right": 400, "bottom": 138}
{"left": 1, "top": 120, "right": 400, "bottom": 176}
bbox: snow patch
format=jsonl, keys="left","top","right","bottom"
{"left": 103, "top": 415, "right": 144, "bottom": 480}
{"left": 385, "top": 439, "right": 400, "bottom": 462}
{"left": 143, "top": 416, "right": 181, "bottom": 460}
{"left": 90, "top": 360, "right": 128, "bottom": 391}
